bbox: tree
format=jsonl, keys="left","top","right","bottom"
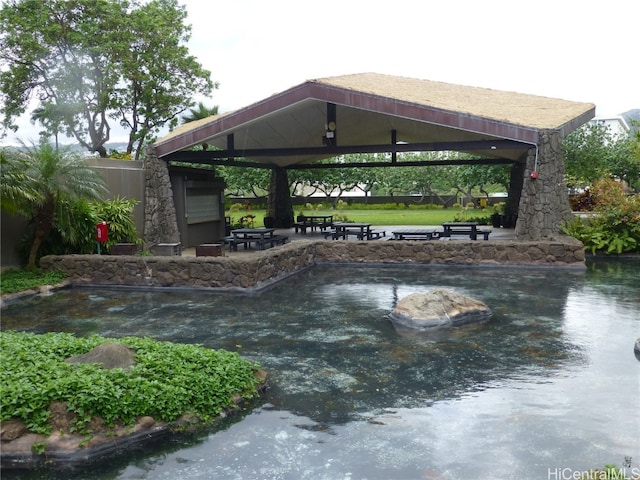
{"left": 1, "top": 141, "right": 107, "bottom": 269}
{"left": 0, "top": 0, "right": 215, "bottom": 159}
{"left": 606, "top": 121, "right": 640, "bottom": 191}
{"left": 562, "top": 123, "right": 636, "bottom": 189}
{"left": 116, "top": 0, "right": 217, "bottom": 159}
{"left": 218, "top": 165, "right": 270, "bottom": 198}
{"left": 390, "top": 152, "right": 454, "bottom": 202}
{"left": 182, "top": 102, "right": 219, "bottom": 124}
{"left": 181, "top": 102, "right": 219, "bottom": 151}
{"left": 0, "top": 148, "right": 38, "bottom": 214}
{"left": 299, "top": 157, "right": 364, "bottom": 208}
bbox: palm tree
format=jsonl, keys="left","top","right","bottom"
{"left": 181, "top": 102, "right": 219, "bottom": 151}
{"left": 181, "top": 102, "right": 219, "bottom": 124}
{"left": 2, "top": 141, "right": 108, "bottom": 269}
{"left": 1, "top": 148, "right": 38, "bottom": 214}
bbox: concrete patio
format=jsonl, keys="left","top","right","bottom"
{"left": 181, "top": 225, "right": 517, "bottom": 258}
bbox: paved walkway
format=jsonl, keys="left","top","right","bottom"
{"left": 182, "top": 225, "right": 516, "bottom": 258}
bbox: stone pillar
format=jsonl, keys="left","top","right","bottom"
{"left": 143, "top": 148, "right": 180, "bottom": 248}
{"left": 268, "top": 168, "right": 294, "bottom": 228}
{"left": 515, "top": 130, "right": 572, "bottom": 241}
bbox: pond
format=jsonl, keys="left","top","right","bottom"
{"left": 2, "top": 257, "right": 639, "bottom": 480}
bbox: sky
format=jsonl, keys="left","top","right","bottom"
{"left": 2, "top": 0, "right": 638, "bottom": 146}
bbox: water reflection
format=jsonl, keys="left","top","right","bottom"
{"left": 2, "top": 258, "right": 639, "bottom": 479}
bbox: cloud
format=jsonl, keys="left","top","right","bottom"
{"left": 2, "top": 0, "right": 636, "bottom": 147}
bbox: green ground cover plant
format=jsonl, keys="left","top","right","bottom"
{"left": 0, "top": 269, "right": 66, "bottom": 295}
{"left": 0, "top": 331, "right": 264, "bottom": 436}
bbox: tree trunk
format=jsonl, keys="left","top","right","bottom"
{"left": 267, "top": 168, "right": 294, "bottom": 228}
{"left": 27, "top": 235, "right": 44, "bottom": 270}
{"left": 95, "top": 145, "right": 108, "bottom": 158}
{"left": 27, "top": 197, "right": 55, "bottom": 269}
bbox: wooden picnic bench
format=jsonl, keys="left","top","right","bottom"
{"left": 391, "top": 229, "right": 438, "bottom": 241}
{"left": 259, "top": 234, "right": 288, "bottom": 249}
{"left": 441, "top": 222, "right": 491, "bottom": 240}
{"left": 366, "top": 230, "right": 386, "bottom": 240}
{"left": 227, "top": 228, "right": 282, "bottom": 251}
{"left": 325, "top": 223, "right": 385, "bottom": 240}
{"left": 294, "top": 215, "right": 333, "bottom": 234}
{"left": 225, "top": 233, "right": 288, "bottom": 251}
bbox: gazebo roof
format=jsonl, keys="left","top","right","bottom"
{"left": 154, "top": 73, "right": 595, "bottom": 166}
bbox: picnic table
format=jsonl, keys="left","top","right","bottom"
{"left": 391, "top": 229, "right": 438, "bottom": 241}
{"left": 329, "top": 222, "right": 385, "bottom": 240}
{"left": 228, "top": 228, "right": 288, "bottom": 251}
{"left": 441, "top": 222, "right": 491, "bottom": 240}
{"left": 294, "top": 215, "right": 333, "bottom": 233}
{"left": 332, "top": 222, "right": 371, "bottom": 240}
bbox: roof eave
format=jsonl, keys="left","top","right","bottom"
{"left": 153, "top": 77, "right": 595, "bottom": 158}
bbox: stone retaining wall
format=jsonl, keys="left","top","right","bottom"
{"left": 40, "top": 237, "right": 586, "bottom": 291}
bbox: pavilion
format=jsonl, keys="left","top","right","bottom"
{"left": 146, "top": 72, "right": 595, "bottom": 246}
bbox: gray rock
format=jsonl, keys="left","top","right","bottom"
{"left": 390, "top": 288, "right": 492, "bottom": 330}
{"left": 65, "top": 343, "right": 136, "bottom": 370}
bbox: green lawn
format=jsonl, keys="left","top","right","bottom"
{"left": 228, "top": 208, "right": 492, "bottom": 226}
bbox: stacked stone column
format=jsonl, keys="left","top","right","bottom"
{"left": 516, "top": 130, "right": 573, "bottom": 241}
{"left": 143, "top": 148, "right": 180, "bottom": 249}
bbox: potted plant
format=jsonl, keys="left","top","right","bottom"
{"left": 490, "top": 203, "right": 504, "bottom": 228}
{"left": 263, "top": 211, "right": 276, "bottom": 228}
{"left": 501, "top": 206, "right": 517, "bottom": 229}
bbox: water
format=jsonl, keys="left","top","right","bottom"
{"left": 2, "top": 257, "right": 639, "bottom": 480}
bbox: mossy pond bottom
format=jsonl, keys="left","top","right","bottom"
{"left": 2, "top": 257, "right": 639, "bottom": 479}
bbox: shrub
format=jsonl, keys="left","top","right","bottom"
{"left": 570, "top": 188, "right": 597, "bottom": 211}
{"left": 95, "top": 197, "right": 139, "bottom": 248}
{"left": 332, "top": 213, "right": 350, "bottom": 222}
{"left": 563, "top": 179, "right": 640, "bottom": 254}
{"left": 227, "top": 203, "right": 243, "bottom": 212}
{"left": 18, "top": 199, "right": 96, "bottom": 260}
{"left": 18, "top": 196, "right": 139, "bottom": 261}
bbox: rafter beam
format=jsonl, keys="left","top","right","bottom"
{"left": 161, "top": 139, "right": 531, "bottom": 162}
{"left": 167, "top": 157, "right": 517, "bottom": 170}
{"left": 286, "top": 157, "right": 517, "bottom": 169}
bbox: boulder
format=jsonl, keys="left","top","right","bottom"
{"left": 389, "top": 288, "right": 492, "bottom": 330}
{"left": 634, "top": 337, "right": 640, "bottom": 362}
{"left": 65, "top": 342, "right": 136, "bottom": 370}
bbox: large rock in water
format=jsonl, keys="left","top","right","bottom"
{"left": 390, "top": 288, "right": 492, "bottom": 330}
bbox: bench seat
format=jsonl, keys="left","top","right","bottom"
{"left": 224, "top": 234, "right": 288, "bottom": 251}
{"left": 366, "top": 231, "right": 386, "bottom": 240}
{"left": 443, "top": 228, "right": 492, "bottom": 240}
{"left": 323, "top": 230, "right": 386, "bottom": 240}
{"left": 196, "top": 243, "right": 224, "bottom": 257}
{"left": 294, "top": 222, "right": 308, "bottom": 234}
{"left": 258, "top": 235, "right": 288, "bottom": 249}
{"left": 294, "top": 220, "right": 333, "bottom": 233}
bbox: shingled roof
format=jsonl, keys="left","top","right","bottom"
{"left": 154, "top": 73, "right": 595, "bottom": 167}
